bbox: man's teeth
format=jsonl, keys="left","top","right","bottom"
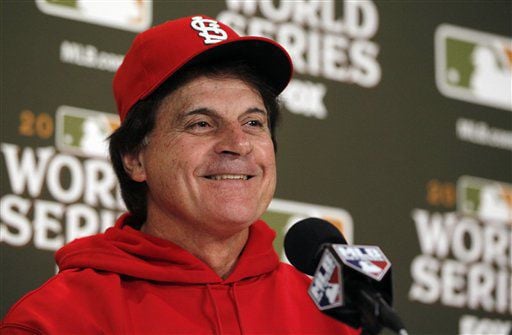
{"left": 208, "top": 175, "right": 249, "bottom": 180}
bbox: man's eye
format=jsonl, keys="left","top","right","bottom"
{"left": 196, "top": 121, "right": 210, "bottom": 127}
{"left": 188, "top": 121, "right": 211, "bottom": 129}
{"left": 246, "top": 120, "right": 264, "bottom": 127}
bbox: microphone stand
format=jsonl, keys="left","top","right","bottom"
{"left": 353, "top": 281, "right": 409, "bottom": 335}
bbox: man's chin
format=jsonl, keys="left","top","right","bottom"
{"left": 202, "top": 209, "right": 260, "bottom": 235}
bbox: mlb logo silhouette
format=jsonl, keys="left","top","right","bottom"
{"left": 457, "top": 176, "right": 512, "bottom": 224}
{"left": 435, "top": 24, "right": 512, "bottom": 111}
{"left": 36, "top": 0, "right": 152, "bottom": 32}
{"left": 55, "top": 106, "right": 120, "bottom": 158}
{"left": 262, "top": 199, "right": 354, "bottom": 261}
{"left": 333, "top": 245, "right": 391, "bottom": 281}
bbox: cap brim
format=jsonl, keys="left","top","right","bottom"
{"left": 143, "top": 36, "right": 293, "bottom": 100}
{"left": 191, "top": 36, "right": 293, "bottom": 94}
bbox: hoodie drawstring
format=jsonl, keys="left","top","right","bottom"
{"left": 206, "top": 284, "right": 223, "bottom": 335}
{"left": 230, "top": 283, "right": 245, "bottom": 335}
{"left": 206, "top": 283, "right": 246, "bottom": 335}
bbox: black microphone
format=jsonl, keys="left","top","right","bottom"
{"left": 284, "top": 218, "right": 408, "bottom": 335}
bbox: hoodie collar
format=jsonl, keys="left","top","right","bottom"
{"left": 56, "top": 213, "right": 280, "bottom": 284}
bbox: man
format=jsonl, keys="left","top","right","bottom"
{"left": 2, "top": 15, "right": 360, "bottom": 334}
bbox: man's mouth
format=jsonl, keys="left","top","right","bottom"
{"left": 205, "top": 174, "right": 253, "bottom": 181}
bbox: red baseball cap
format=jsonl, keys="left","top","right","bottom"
{"left": 113, "top": 15, "right": 293, "bottom": 122}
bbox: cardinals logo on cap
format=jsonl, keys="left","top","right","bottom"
{"left": 190, "top": 16, "right": 228, "bottom": 45}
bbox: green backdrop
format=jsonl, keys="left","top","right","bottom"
{"left": 1, "top": 1, "right": 511, "bottom": 334}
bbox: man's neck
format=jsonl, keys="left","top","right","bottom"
{"left": 140, "top": 216, "right": 249, "bottom": 280}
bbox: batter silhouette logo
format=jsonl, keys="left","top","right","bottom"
{"left": 262, "top": 199, "right": 354, "bottom": 261}
{"left": 190, "top": 16, "right": 228, "bottom": 45}
{"left": 457, "top": 176, "right": 512, "bottom": 224}
{"left": 55, "top": 106, "right": 120, "bottom": 158}
{"left": 435, "top": 24, "right": 512, "bottom": 111}
{"left": 334, "top": 245, "right": 391, "bottom": 281}
{"left": 35, "top": 0, "right": 152, "bottom": 32}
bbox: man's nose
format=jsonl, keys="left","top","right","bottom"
{"left": 213, "top": 124, "right": 253, "bottom": 157}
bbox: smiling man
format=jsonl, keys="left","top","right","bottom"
{"left": 125, "top": 74, "right": 277, "bottom": 279}
{"left": 2, "top": 15, "right": 360, "bottom": 334}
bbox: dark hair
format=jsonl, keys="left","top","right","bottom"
{"left": 109, "top": 61, "right": 282, "bottom": 226}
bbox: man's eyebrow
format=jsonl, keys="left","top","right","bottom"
{"left": 177, "top": 107, "right": 268, "bottom": 121}
{"left": 175, "top": 108, "right": 218, "bottom": 122}
{"left": 185, "top": 108, "right": 217, "bottom": 116}
{"left": 242, "top": 107, "right": 268, "bottom": 118}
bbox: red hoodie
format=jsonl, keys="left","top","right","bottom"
{"left": 2, "top": 215, "right": 360, "bottom": 334}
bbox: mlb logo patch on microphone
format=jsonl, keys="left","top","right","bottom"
{"left": 308, "top": 250, "right": 344, "bottom": 310}
{"left": 333, "top": 245, "right": 391, "bottom": 281}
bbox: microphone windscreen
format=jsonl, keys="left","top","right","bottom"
{"left": 284, "top": 217, "right": 347, "bottom": 275}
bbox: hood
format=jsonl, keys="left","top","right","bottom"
{"left": 55, "top": 213, "right": 280, "bottom": 284}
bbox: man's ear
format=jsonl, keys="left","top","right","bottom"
{"left": 122, "top": 151, "right": 147, "bottom": 182}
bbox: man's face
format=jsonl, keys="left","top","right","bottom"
{"left": 128, "top": 75, "right": 276, "bottom": 237}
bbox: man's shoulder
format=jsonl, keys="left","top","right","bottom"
{"left": 5, "top": 273, "right": 70, "bottom": 313}
{"left": 1, "top": 268, "right": 116, "bottom": 331}
{"left": 274, "top": 262, "right": 312, "bottom": 283}
{"left": 257, "top": 261, "right": 314, "bottom": 294}
{"left": 2, "top": 273, "right": 69, "bottom": 333}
